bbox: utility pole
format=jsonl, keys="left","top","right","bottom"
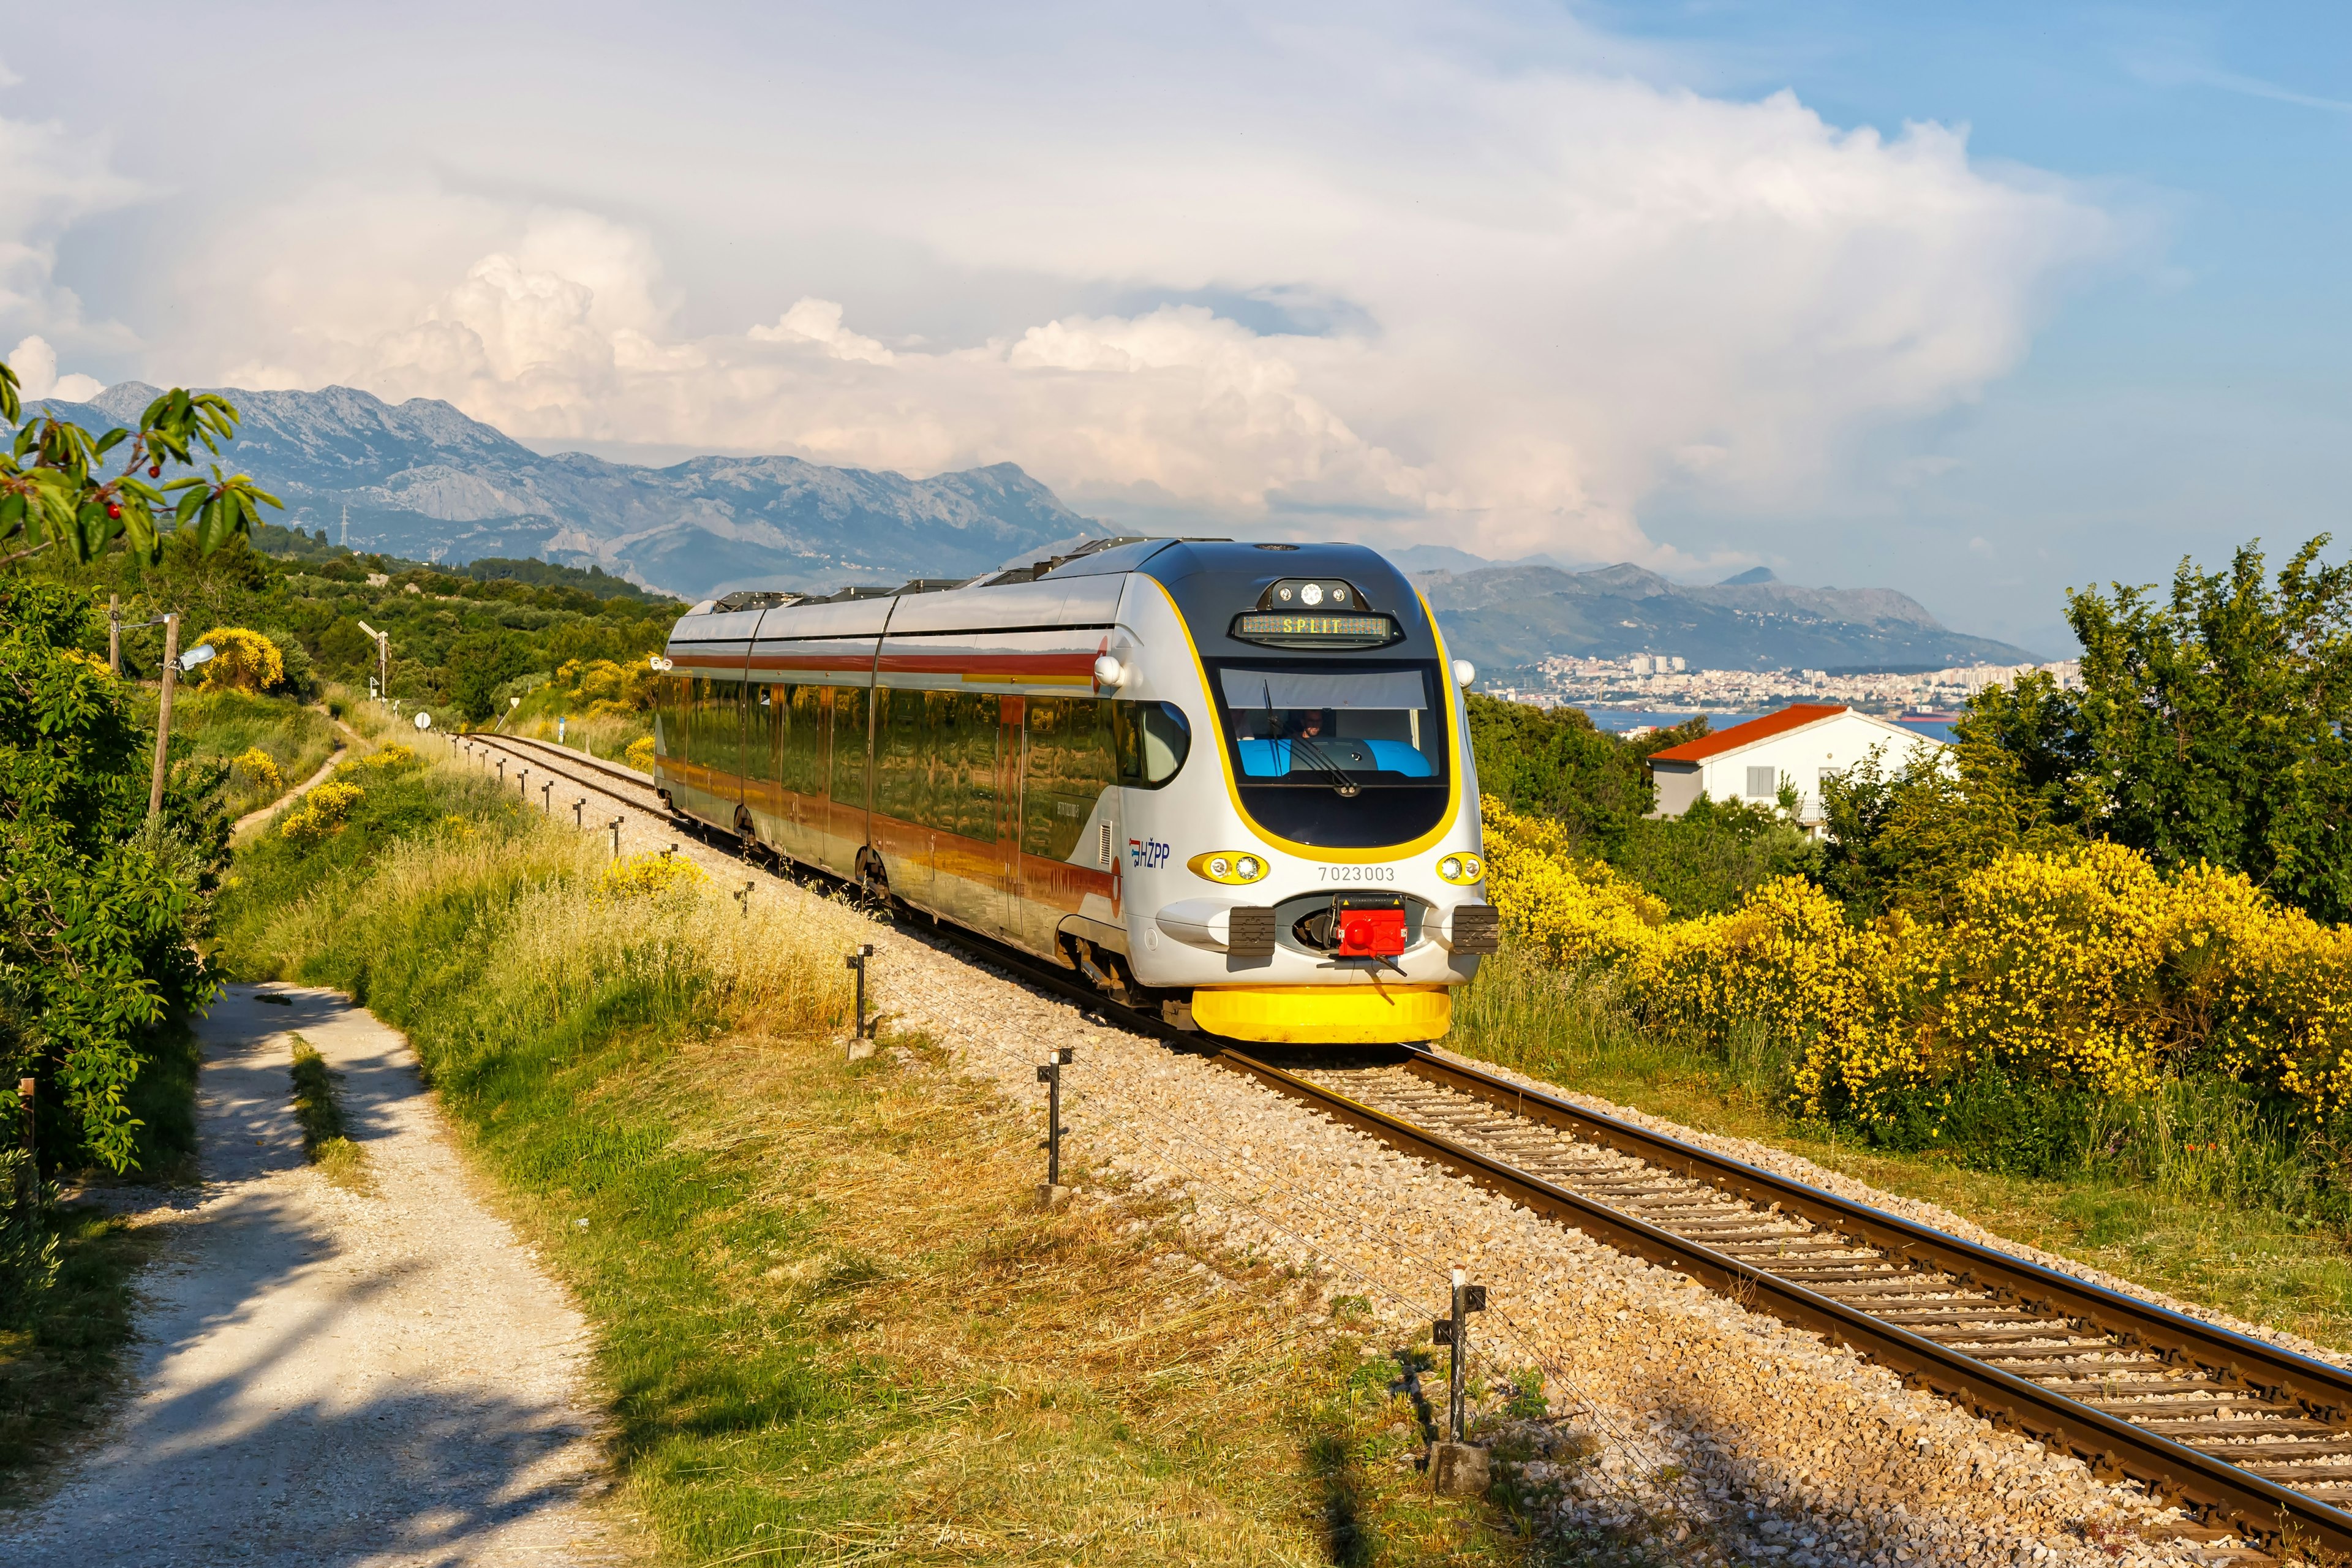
{"left": 356, "top": 620, "right": 389, "bottom": 703}
{"left": 108, "top": 594, "right": 120, "bottom": 674}
{"left": 148, "top": 614, "right": 180, "bottom": 818}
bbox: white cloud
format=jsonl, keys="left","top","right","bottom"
{"left": 0, "top": 110, "right": 141, "bottom": 354}
{"left": 6, "top": 333, "right": 100, "bottom": 401}
{"left": 115, "top": 13, "right": 2116, "bottom": 565}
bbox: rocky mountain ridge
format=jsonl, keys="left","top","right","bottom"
{"left": 1413, "top": 559, "right": 2042, "bottom": 672}
{"left": 44, "top": 383, "right": 1084, "bottom": 598}
{"left": 23, "top": 383, "right": 2040, "bottom": 669}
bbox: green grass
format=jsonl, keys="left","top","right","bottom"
{"left": 130, "top": 686, "right": 339, "bottom": 821}
{"left": 0, "top": 1206, "right": 161, "bottom": 1504}
{"left": 214, "top": 760, "right": 1566, "bottom": 1564}
{"left": 287, "top": 1035, "right": 371, "bottom": 1193}
{"left": 1451, "top": 945, "right": 2352, "bottom": 1352}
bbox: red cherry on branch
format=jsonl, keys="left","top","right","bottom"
{"left": 105, "top": 502, "right": 123, "bottom": 520}
{"left": 148, "top": 464, "right": 161, "bottom": 478}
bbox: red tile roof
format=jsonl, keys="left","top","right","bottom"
{"left": 1645, "top": 704, "right": 1850, "bottom": 764}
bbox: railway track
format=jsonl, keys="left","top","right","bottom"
{"left": 453, "top": 732, "right": 665, "bottom": 815}
{"left": 449, "top": 729, "right": 2352, "bottom": 1560}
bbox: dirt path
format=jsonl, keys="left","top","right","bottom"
{"left": 0, "top": 986, "right": 620, "bottom": 1567}
{"left": 232, "top": 747, "right": 349, "bottom": 837}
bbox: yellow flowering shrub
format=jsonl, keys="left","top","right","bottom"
{"left": 336, "top": 743, "right": 419, "bottom": 778}
{"left": 551, "top": 657, "right": 649, "bottom": 715}
{"left": 230, "top": 747, "right": 284, "bottom": 794}
{"left": 624, "top": 736, "right": 657, "bottom": 773}
{"left": 281, "top": 781, "right": 364, "bottom": 845}
{"left": 599, "top": 851, "right": 712, "bottom": 899}
{"left": 1480, "top": 797, "right": 2352, "bottom": 1135}
{"left": 190, "top": 627, "right": 285, "bottom": 693}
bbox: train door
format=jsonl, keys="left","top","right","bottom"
{"left": 822, "top": 682, "right": 870, "bottom": 878}
{"left": 990, "top": 695, "right": 1024, "bottom": 940}
{"left": 773, "top": 683, "right": 826, "bottom": 865}
{"left": 715, "top": 676, "right": 748, "bottom": 825}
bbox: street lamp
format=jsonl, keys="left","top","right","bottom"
{"left": 355, "top": 619, "right": 390, "bottom": 704}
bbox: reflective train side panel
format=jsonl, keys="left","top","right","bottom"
{"left": 652, "top": 539, "right": 1496, "bottom": 1044}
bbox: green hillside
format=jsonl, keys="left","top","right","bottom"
{"left": 32, "top": 529, "right": 680, "bottom": 725}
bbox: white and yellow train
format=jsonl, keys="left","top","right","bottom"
{"left": 653, "top": 537, "right": 1498, "bottom": 1044}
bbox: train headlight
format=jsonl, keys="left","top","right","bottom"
{"left": 1436, "top": 853, "right": 1483, "bottom": 885}
{"left": 1188, "top": 851, "right": 1271, "bottom": 884}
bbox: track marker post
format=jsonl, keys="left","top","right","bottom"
{"left": 1036, "top": 1046, "right": 1076, "bottom": 1207}
{"left": 608, "top": 818, "right": 622, "bottom": 859}
{"left": 1428, "top": 1267, "right": 1490, "bottom": 1495}
{"left": 734, "top": 880, "right": 754, "bottom": 917}
{"left": 843, "top": 944, "right": 876, "bottom": 1060}
{"left": 573, "top": 797, "right": 586, "bottom": 827}
{"left": 540, "top": 780, "right": 552, "bottom": 816}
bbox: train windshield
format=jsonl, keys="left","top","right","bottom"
{"left": 1213, "top": 665, "right": 1446, "bottom": 786}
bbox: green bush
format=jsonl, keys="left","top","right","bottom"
{"left": 1610, "top": 794, "right": 1822, "bottom": 919}
{"left": 0, "top": 579, "right": 221, "bottom": 1172}
{"left": 0, "top": 1155, "right": 59, "bottom": 1320}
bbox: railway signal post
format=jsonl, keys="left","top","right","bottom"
{"left": 1428, "top": 1268, "right": 1489, "bottom": 1495}
{"left": 1036, "top": 1047, "right": 1075, "bottom": 1207}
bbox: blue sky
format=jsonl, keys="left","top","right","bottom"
{"left": 1, "top": 2, "right": 2345, "bottom": 655}
{"left": 1605, "top": 2, "right": 2352, "bottom": 651}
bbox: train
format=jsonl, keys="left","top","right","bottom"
{"left": 651, "top": 536, "right": 1498, "bottom": 1044}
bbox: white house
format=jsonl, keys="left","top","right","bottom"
{"left": 1645, "top": 704, "right": 1947, "bottom": 831}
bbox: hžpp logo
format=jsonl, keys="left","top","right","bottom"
{"left": 1128, "top": 836, "right": 1170, "bottom": 869}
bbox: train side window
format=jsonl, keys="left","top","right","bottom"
{"left": 1112, "top": 700, "right": 1190, "bottom": 789}
{"left": 940, "top": 689, "right": 999, "bottom": 842}
{"left": 1021, "top": 696, "right": 1115, "bottom": 861}
{"left": 652, "top": 673, "right": 683, "bottom": 759}
{"left": 876, "top": 688, "right": 1000, "bottom": 841}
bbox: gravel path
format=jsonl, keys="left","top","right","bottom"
{"left": 556, "top": 781, "right": 2239, "bottom": 1568}
{"left": 0, "top": 985, "right": 620, "bottom": 1567}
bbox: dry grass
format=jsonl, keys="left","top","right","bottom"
{"left": 218, "top": 758, "right": 1531, "bottom": 1564}
{"left": 507, "top": 709, "right": 648, "bottom": 763}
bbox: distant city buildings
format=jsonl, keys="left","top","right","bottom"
{"left": 1481, "top": 657, "right": 2081, "bottom": 715}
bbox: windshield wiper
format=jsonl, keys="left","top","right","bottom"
{"left": 1259, "top": 679, "right": 1360, "bottom": 797}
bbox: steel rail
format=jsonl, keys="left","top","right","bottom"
{"left": 473, "top": 732, "right": 657, "bottom": 794}
{"left": 1216, "top": 1050, "right": 2352, "bottom": 1555}
{"left": 1401, "top": 1047, "right": 2352, "bottom": 1430}
{"left": 455, "top": 733, "right": 668, "bottom": 818}
{"left": 434, "top": 743, "right": 2348, "bottom": 1550}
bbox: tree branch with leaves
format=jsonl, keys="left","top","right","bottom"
{"left": 0, "top": 363, "right": 283, "bottom": 568}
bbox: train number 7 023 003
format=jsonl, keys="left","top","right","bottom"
{"left": 1317, "top": 865, "right": 1398, "bottom": 882}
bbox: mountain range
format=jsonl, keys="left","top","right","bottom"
{"left": 36, "top": 383, "right": 1084, "bottom": 598}
{"left": 1411, "top": 560, "right": 2042, "bottom": 671}
{"left": 22, "top": 382, "right": 2040, "bottom": 669}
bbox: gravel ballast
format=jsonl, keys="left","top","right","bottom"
{"left": 558, "top": 761, "right": 2257, "bottom": 1565}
